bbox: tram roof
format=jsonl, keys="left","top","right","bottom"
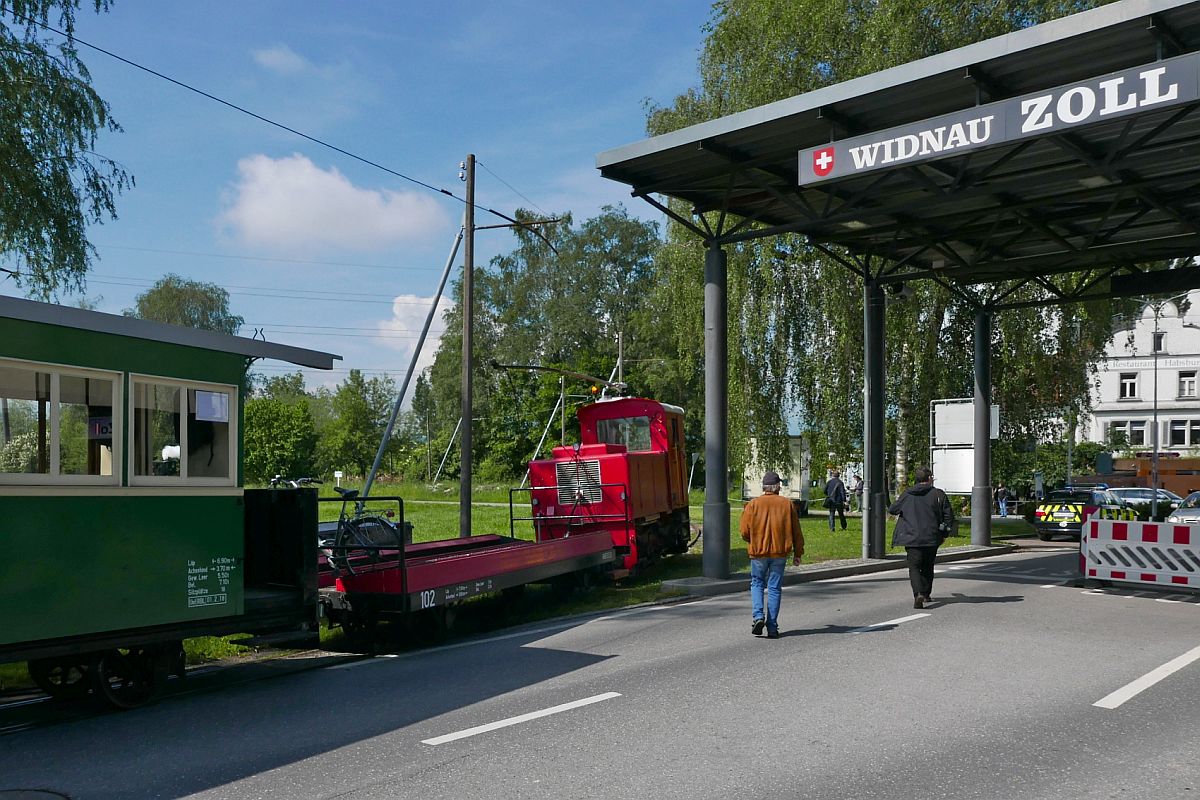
{"left": 597, "top": 0, "right": 1200, "bottom": 292}
{"left": 0, "top": 295, "right": 341, "bottom": 370}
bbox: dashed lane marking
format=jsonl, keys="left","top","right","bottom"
{"left": 849, "top": 613, "right": 930, "bottom": 634}
{"left": 1093, "top": 644, "right": 1200, "bottom": 710}
{"left": 421, "top": 692, "right": 621, "bottom": 745}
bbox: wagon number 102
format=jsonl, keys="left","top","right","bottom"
{"left": 419, "top": 590, "right": 437, "bottom": 609}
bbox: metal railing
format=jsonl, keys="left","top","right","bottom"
{"left": 509, "top": 483, "right": 631, "bottom": 542}
{"left": 318, "top": 496, "right": 407, "bottom": 596}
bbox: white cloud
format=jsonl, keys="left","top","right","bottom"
{"left": 253, "top": 44, "right": 309, "bottom": 75}
{"left": 378, "top": 293, "right": 456, "bottom": 394}
{"left": 217, "top": 154, "right": 448, "bottom": 253}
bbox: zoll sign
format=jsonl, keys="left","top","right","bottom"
{"left": 799, "top": 53, "right": 1200, "bottom": 185}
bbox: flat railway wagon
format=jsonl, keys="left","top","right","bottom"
{"left": 516, "top": 397, "right": 692, "bottom": 575}
{"left": 0, "top": 296, "right": 338, "bottom": 708}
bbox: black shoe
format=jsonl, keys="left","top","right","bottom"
{"left": 766, "top": 630, "right": 780, "bottom": 639}
{"left": 923, "top": 594, "right": 933, "bottom": 604}
{"left": 913, "top": 596, "right": 924, "bottom": 609}
{"left": 752, "top": 618, "right": 765, "bottom": 636}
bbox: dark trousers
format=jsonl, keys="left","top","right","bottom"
{"left": 905, "top": 546, "right": 938, "bottom": 598}
{"left": 827, "top": 505, "right": 846, "bottom": 530}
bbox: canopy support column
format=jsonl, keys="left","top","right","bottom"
{"left": 703, "top": 243, "right": 730, "bottom": 579}
{"left": 972, "top": 309, "right": 993, "bottom": 546}
{"left": 863, "top": 280, "right": 887, "bottom": 559}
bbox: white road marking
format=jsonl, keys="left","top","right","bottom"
{"left": 326, "top": 653, "right": 400, "bottom": 670}
{"left": 421, "top": 692, "right": 621, "bottom": 745}
{"left": 850, "top": 613, "right": 930, "bottom": 634}
{"left": 1093, "top": 645, "right": 1200, "bottom": 710}
{"left": 325, "top": 599, "right": 709, "bottom": 670}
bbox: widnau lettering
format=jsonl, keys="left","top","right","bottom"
{"left": 849, "top": 116, "right": 994, "bottom": 169}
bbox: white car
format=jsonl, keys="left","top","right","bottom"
{"left": 1166, "top": 491, "right": 1200, "bottom": 524}
{"left": 1109, "top": 487, "right": 1182, "bottom": 511}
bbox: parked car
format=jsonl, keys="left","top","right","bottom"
{"left": 1109, "top": 487, "right": 1182, "bottom": 519}
{"left": 1033, "top": 488, "right": 1135, "bottom": 541}
{"left": 1165, "top": 491, "right": 1200, "bottom": 524}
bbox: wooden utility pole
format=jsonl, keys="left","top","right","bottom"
{"left": 460, "top": 154, "right": 475, "bottom": 538}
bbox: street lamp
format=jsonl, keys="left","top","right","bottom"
{"left": 1138, "top": 291, "right": 1191, "bottom": 519}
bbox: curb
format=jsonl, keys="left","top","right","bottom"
{"left": 661, "top": 544, "right": 1017, "bottom": 597}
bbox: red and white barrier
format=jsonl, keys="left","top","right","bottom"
{"left": 1082, "top": 519, "right": 1200, "bottom": 588}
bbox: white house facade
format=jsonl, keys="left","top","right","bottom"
{"left": 1082, "top": 290, "right": 1200, "bottom": 455}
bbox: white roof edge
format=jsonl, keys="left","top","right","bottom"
{"left": 597, "top": 0, "right": 1194, "bottom": 168}
{"left": 0, "top": 295, "right": 341, "bottom": 370}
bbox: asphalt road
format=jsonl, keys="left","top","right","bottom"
{"left": 4, "top": 545, "right": 1199, "bottom": 799}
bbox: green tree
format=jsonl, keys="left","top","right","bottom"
{"left": 243, "top": 397, "right": 317, "bottom": 484}
{"left": 318, "top": 369, "right": 398, "bottom": 477}
{"left": 424, "top": 206, "right": 679, "bottom": 481}
{"left": 124, "top": 274, "right": 243, "bottom": 334}
{"left": 643, "top": 0, "right": 1119, "bottom": 486}
{"left": 1, "top": 1, "right": 132, "bottom": 299}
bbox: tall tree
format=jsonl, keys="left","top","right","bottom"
{"left": 124, "top": 273, "right": 243, "bottom": 334}
{"left": 644, "top": 0, "right": 1119, "bottom": 486}
{"left": 1, "top": 1, "right": 131, "bottom": 299}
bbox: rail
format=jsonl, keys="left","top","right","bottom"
{"left": 509, "top": 483, "right": 631, "bottom": 542}
{"left": 318, "top": 495, "right": 407, "bottom": 598}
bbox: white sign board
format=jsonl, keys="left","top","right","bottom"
{"left": 932, "top": 400, "right": 999, "bottom": 445}
{"left": 930, "top": 447, "right": 976, "bottom": 495}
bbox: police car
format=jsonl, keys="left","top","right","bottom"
{"left": 1033, "top": 487, "right": 1136, "bottom": 541}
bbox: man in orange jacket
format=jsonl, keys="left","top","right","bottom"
{"left": 740, "top": 471, "right": 805, "bottom": 639}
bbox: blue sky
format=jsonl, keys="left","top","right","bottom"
{"left": 11, "top": 1, "right": 711, "bottom": 391}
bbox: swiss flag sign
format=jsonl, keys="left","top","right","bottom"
{"left": 812, "top": 147, "right": 835, "bottom": 177}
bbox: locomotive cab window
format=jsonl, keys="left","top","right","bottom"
{"left": 0, "top": 359, "right": 119, "bottom": 483}
{"left": 596, "top": 415, "right": 652, "bottom": 452}
{"left": 132, "top": 377, "right": 235, "bottom": 484}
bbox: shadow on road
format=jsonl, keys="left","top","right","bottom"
{"left": 929, "top": 593, "right": 1025, "bottom": 606}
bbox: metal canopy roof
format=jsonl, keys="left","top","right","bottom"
{"left": 0, "top": 295, "right": 341, "bottom": 370}
{"left": 597, "top": 0, "right": 1200, "bottom": 297}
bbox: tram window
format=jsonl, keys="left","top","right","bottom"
{"left": 187, "top": 389, "right": 230, "bottom": 479}
{"left": 0, "top": 364, "right": 50, "bottom": 475}
{"left": 133, "top": 382, "right": 181, "bottom": 477}
{"left": 132, "top": 378, "right": 236, "bottom": 483}
{"left": 59, "top": 374, "right": 115, "bottom": 477}
{"left": 596, "top": 416, "right": 652, "bottom": 452}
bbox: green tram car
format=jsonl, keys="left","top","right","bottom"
{"left": 0, "top": 295, "right": 339, "bottom": 707}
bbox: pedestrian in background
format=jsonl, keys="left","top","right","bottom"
{"left": 824, "top": 469, "right": 848, "bottom": 531}
{"left": 851, "top": 473, "right": 864, "bottom": 513}
{"left": 889, "top": 466, "right": 954, "bottom": 609}
{"left": 994, "top": 483, "right": 1009, "bottom": 517}
{"left": 740, "top": 470, "right": 804, "bottom": 639}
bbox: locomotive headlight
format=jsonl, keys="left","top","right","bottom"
{"left": 620, "top": 492, "right": 627, "bottom": 500}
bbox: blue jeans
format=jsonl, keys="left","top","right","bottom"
{"left": 999, "top": 499, "right": 1008, "bottom": 517}
{"left": 750, "top": 557, "right": 787, "bottom": 634}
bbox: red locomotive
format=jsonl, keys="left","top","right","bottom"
{"left": 524, "top": 397, "right": 692, "bottom": 573}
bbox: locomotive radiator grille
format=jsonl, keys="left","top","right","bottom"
{"left": 555, "top": 459, "right": 603, "bottom": 505}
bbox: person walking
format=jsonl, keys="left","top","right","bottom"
{"left": 851, "top": 473, "right": 864, "bottom": 513}
{"left": 740, "top": 470, "right": 804, "bottom": 639}
{"left": 994, "top": 483, "right": 1009, "bottom": 517}
{"left": 824, "top": 470, "right": 848, "bottom": 531}
{"left": 888, "top": 466, "right": 954, "bottom": 609}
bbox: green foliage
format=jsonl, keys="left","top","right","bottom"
{"left": 243, "top": 397, "right": 317, "bottom": 484}
{"left": 317, "top": 369, "right": 398, "bottom": 477}
{"left": 0, "top": 429, "right": 38, "bottom": 471}
{"left": 124, "top": 273, "right": 243, "bottom": 334}
{"left": 424, "top": 205, "right": 688, "bottom": 481}
{"left": 642, "top": 0, "right": 1122, "bottom": 484}
{"left": 1, "top": 1, "right": 132, "bottom": 299}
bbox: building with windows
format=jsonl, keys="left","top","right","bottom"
{"left": 1083, "top": 290, "right": 1200, "bottom": 454}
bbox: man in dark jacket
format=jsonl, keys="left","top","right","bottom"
{"left": 824, "top": 470, "right": 848, "bottom": 531}
{"left": 740, "top": 471, "right": 805, "bottom": 639}
{"left": 888, "top": 466, "right": 954, "bottom": 609}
